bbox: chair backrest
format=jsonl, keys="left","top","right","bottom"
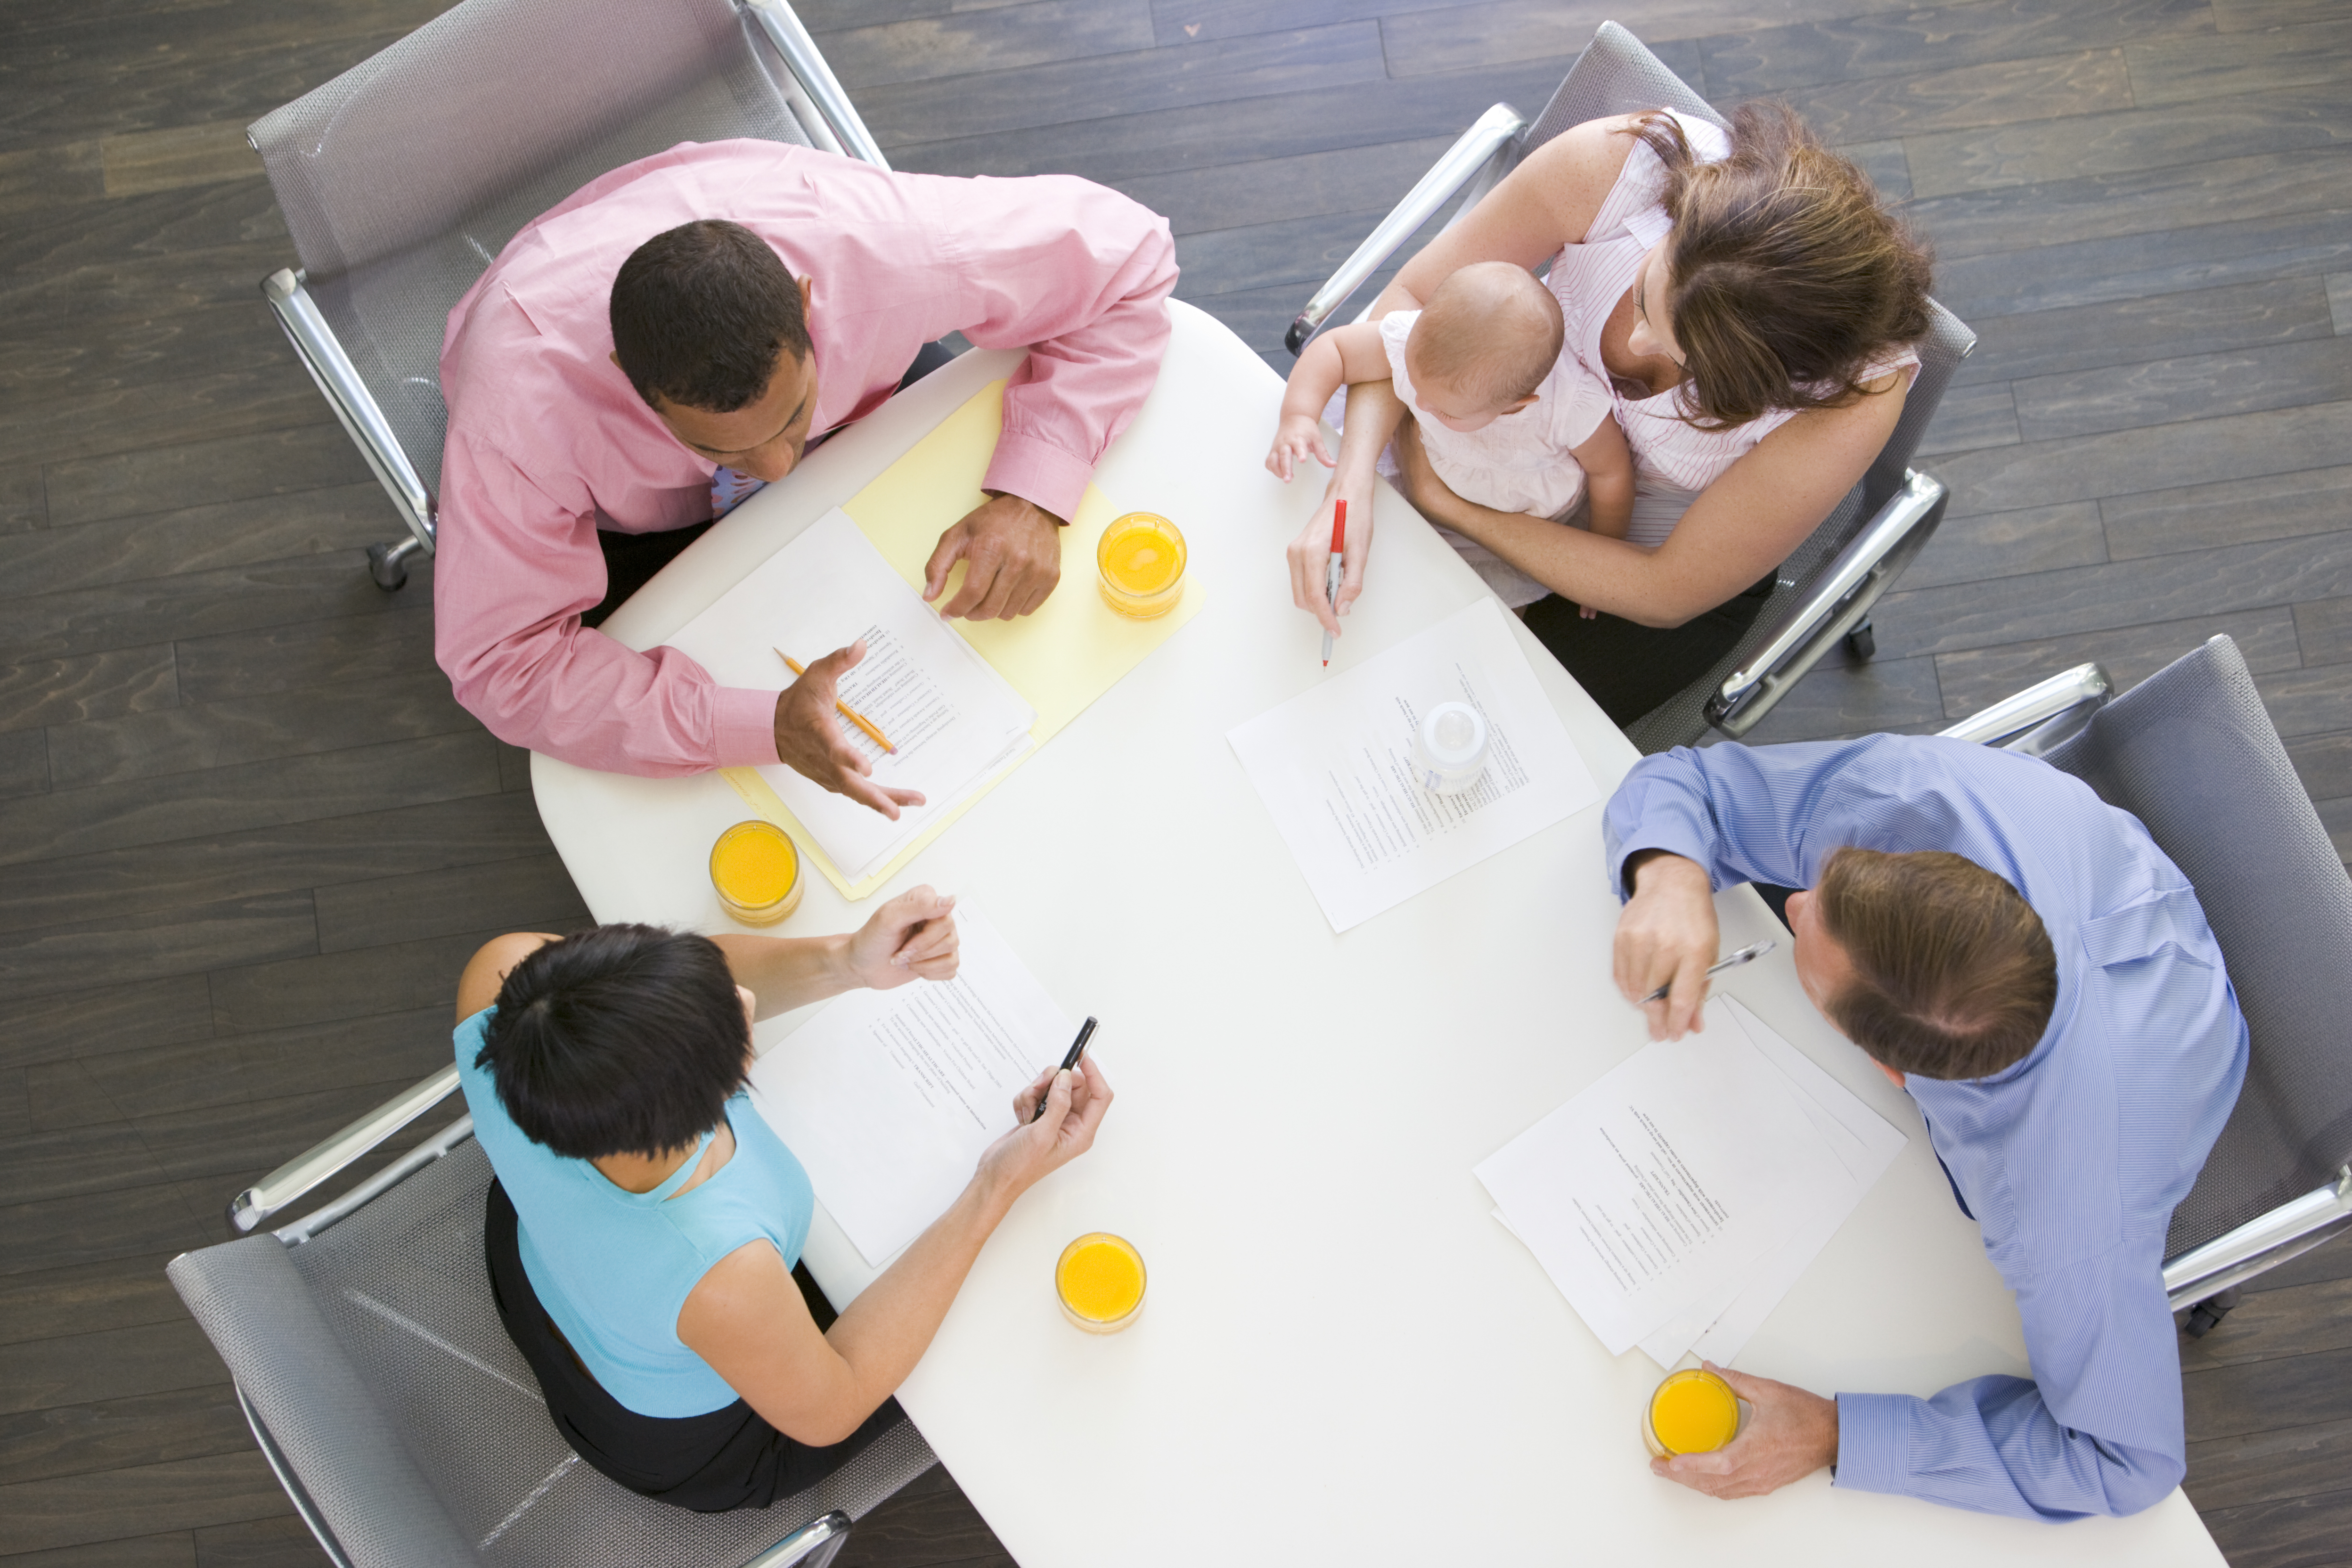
{"left": 2038, "top": 636, "right": 2352, "bottom": 1257}
{"left": 171, "top": 1137, "right": 933, "bottom": 1568}
{"left": 248, "top": 0, "right": 817, "bottom": 507}
{"left": 1522, "top": 20, "right": 1725, "bottom": 147}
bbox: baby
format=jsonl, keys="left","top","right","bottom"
{"left": 1266, "top": 261, "right": 1633, "bottom": 608}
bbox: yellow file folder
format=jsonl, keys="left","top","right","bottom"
{"left": 721, "top": 379, "right": 1206, "bottom": 899}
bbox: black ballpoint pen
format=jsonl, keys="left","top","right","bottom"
{"left": 1030, "top": 1016, "right": 1097, "bottom": 1122}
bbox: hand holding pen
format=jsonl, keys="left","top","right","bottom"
{"left": 1320, "top": 500, "right": 1347, "bottom": 668}
{"left": 1029, "top": 1016, "right": 1097, "bottom": 1123}
{"left": 1640, "top": 940, "right": 1774, "bottom": 1004}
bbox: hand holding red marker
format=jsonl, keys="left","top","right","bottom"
{"left": 1320, "top": 499, "right": 1347, "bottom": 668}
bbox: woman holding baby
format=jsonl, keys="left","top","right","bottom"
{"left": 1273, "top": 105, "right": 1933, "bottom": 727}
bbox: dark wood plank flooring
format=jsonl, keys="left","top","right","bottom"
{"left": 1, "top": 0, "right": 2346, "bottom": 1563}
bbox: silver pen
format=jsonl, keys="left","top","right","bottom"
{"left": 1640, "top": 939, "right": 1776, "bottom": 1004}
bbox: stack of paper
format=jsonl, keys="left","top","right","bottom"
{"left": 746, "top": 904, "right": 1076, "bottom": 1267}
{"left": 1477, "top": 996, "right": 1905, "bottom": 1368}
{"left": 664, "top": 508, "right": 1037, "bottom": 884}
{"left": 1227, "top": 597, "right": 1601, "bottom": 932}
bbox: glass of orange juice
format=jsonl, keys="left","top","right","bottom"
{"left": 709, "top": 820, "right": 802, "bottom": 926}
{"left": 1055, "top": 1232, "right": 1146, "bottom": 1333}
{"left": 1642, "top": 1367, "right": 1742, "bottom": 1459}
{"left": 1096, "top": 512, "right": 1186, "bottom": 618}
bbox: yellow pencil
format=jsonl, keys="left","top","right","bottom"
{"left": 776, "top": 649, "right": 897, "bottom": 754}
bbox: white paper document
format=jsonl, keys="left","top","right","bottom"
{"left": 1475, "top": 995, "right": 1896, "bottom": 1360}
{"left": 662, "top": 508, "right": 1036, "bottom": 879}
{"left": 746, "top": 905, "right": 1076, "bottom": 1267}
{"left": 1632, "top": 998, "right": 1909, "bottom": 1366}
{"left": 1226, "top": 597, "right": 1600, "bottom": 931}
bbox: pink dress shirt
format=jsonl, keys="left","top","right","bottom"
{"left": 434, "top": 140, "right": 1177, "bottom": 776}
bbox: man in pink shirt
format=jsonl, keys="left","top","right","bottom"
{"left": 435, "top": 139, "right": 1177, "bottom": 808}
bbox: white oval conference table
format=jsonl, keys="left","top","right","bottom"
{"left": 531, "top": 301, "right": 2225, "bottom": 1567}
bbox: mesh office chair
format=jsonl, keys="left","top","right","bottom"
{"left": 246, "top": 0, "right": 884, "bottom": 590}
{"left": 1940, "top": 638, "right": 2352, "bottom": 1333}
{"left": 1286, "top": 21, "right": 1973, "bottom": 752}
{"left": 171, "top": 1102, "right": 936, "bottom": 1568}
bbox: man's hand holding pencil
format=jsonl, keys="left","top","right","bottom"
{"left": 770, "top": 639, "right": 928, "bottom": 820}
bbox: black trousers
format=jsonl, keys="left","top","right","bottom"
{"left": 583, "top": 339, "right": 963, "bottom": 629}
{"left": 483, "top": 1179, "right": 904, "bottom": 1513}
{"left": 1521, "top": 572, "right": 1775, "bottom": 729}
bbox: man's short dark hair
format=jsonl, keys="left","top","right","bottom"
{"left": 1813, "top": 847, "right": 2058, "bottom": 1081}
{"left": 609, "top": 220, "right": 810, "bottom": 413}
{"left": 477, "top": 924, "right": 749, "bottom": 1160}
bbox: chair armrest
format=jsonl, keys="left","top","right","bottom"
{"left": 1285, "top": 103, "right": 1526, "bottom": 355}
{"left": 1936, "top": 662, "right": 2112, "bottom": 752}
{"left": 746, "top": 0, "right": 890, "bottom": 171}
{"left": 229, "top": 1064, "right": 460, "bottom": 1234}
{"left": 1705, "top": 470, "right": 1948, "bottom": 736}
{"left": 262, "top": 270, "right": 435, "bottom": 552}
{"left": 743, "top": 1510, "right": 852, "bottom": 1568}
{"left": 2164, "top": 1165, "right": 2352, "bottom": 1308}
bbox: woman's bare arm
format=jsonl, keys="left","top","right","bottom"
{"left": 679, "top": 1056, "right": 1113, "bottom": 1445}
{"left": 1382, "top": 115, "right": 1645, "bottom": 317}
{"left": 1397, "top": 374, "right": 1911, "bottom": 626}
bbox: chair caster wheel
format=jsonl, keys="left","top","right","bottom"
{"left": 367, "top": 538, "right": 418, "bottom": 592}
{"left": 1845, "top": 621, "right": 1876, "bottom": 661}
{"left": 2183, "top": 1286, "right": 2240, "bottom": 1338}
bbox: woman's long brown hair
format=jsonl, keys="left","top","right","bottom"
{"left": 1627, "top": 104, "right": 1934, "bottom": 429}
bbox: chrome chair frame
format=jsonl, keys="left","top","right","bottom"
{"left": 1937, "top": 645, "right": 2352, "bottom": 1313}
{"left": 250, "top": 0, "right": 888, "bottom": 590}
{"left": 1289, "top": 22, "right": 1967, "bottom": 747}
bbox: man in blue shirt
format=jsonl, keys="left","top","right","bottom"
{"left": 1605, "top": 735, "right": 2246, "bottom": 1520}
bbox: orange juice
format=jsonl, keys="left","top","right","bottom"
{"left": 1096, "top": 513, "right": 1186, "bottom": 618}
{"left": 1643, "top": 1368, "right": 1740, "bottom": 1457}
{"left": 1055, "top": 1233, "right": 1146, "bottom": 1332}
{"left": 709, "top": 821, "right": 802, "bottom": 926}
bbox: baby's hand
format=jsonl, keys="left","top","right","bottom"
{"left": 1265, "top": 414, "right": 1335, "bottom": 482}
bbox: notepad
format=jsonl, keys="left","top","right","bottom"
{"left": 1226, "top": 596, "right": 1601, "bottom": 932}
{"left": 1478, "top": 995, "right": 1905, "bottom": 1365}
{"left": 745, "top": 903, "right": 1077, "bottom": 1267}
{"left": 707, "top": 377, "right": 1208, "bottom": 898}
{"left": 664, "top": 508, "right": 1037, "bottom": 885}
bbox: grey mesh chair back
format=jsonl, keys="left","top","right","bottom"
{"left": 248, "top": 0, "right": 831, "bottom": 581}
{"left": 171, "top": 1136, "right": 935, "bottom": 1568}
{"left": 1522, "top": 18, "right": 1723, "bottom": 144}
{"left": 2035, "top": 636, "right": 2352, "bottom": 1261}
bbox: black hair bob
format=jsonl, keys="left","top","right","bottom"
{"left": 477, "top": 924, "right": 750, "bottom": 1160}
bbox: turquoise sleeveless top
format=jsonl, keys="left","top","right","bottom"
{"left": 454, "top": 1007, "right": 814, "bottom": 1418}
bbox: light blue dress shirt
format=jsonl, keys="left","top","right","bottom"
{"left": 456, "top": 1007, "right": 816, "bottom": 1418}
{"left": 1603, "top": 735, "right": 2246, "bottom": 1519}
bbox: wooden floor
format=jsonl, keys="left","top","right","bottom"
{"left": 1, "top": 0, "right": 2347, "bottom": 1563}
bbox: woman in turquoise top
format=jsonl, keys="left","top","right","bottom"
{"left": 453, "top": 886, "right": 1114, "bottom": 1512}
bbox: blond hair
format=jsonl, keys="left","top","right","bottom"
{"left": 1406, "top": 261, "right": 1565, "bottom": 410}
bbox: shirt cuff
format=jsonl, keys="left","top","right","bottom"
{"left": 1606, "top": 828, "right": 1716, "bottom": 902}
{"left": 1830, "top": 1393, "right": 1911, "bottom": 1497}
{"left": 713, "top": 686, "right": 782, "bottom": 768}
{"left": 981, "top": 433, "right": 1092, "bottom": 524}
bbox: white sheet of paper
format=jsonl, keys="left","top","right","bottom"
{"left": 745, "top": 905, "right": 1076, "bottom": 1267}
{"left": 1226, "top": 597, "right": 1600, "bottom": 932}
{"left": 662, "top": 508, "right": 1036, "bottom": 879}
{"left": 1475, "top": 1001, "right": 1855, "bottom": 1356}
{"left": 1633, "top": 997, "right": 1910, "bottom": 1367}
